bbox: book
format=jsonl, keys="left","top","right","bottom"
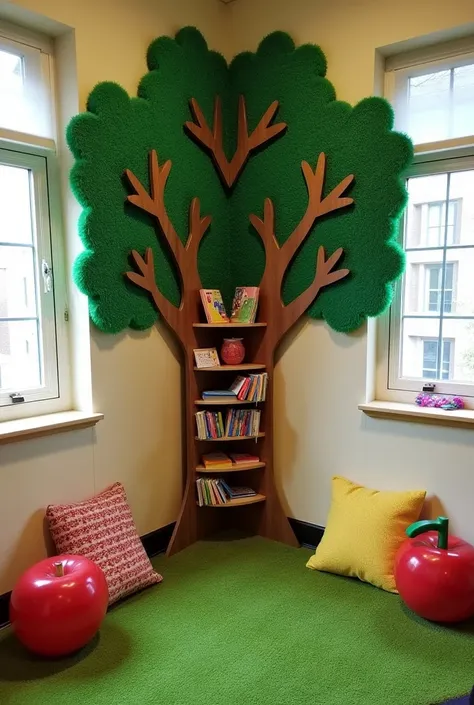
{"left": 193, "top": 347, "right": 220, "bottom": 368}
{"left": 230, "top": 287, "right": 259, "bottom": 323}
{"left": 221, "top": 409, "right": 261, "bottom": 438}
{"left": 195, "top": 411, "right": 225, "bottom": 440}
{"left": 202, "top": 453, "right": 232, "bottom": 469}
{"left": 201, "top": 373, "right": 268, "bottom": 402}
{"left": 200, "top": 289, "right": 229, "bottom": 324}
{"left": 230, "top": 453, "right": 260, "bottom": 465}
{"left": 196, "top": 477, "right": 257, "bottom": 505}
{"left": 202, "top": 389, "right": 236, "bottom": 398}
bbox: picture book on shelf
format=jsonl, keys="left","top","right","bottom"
{"left": 230, "top": 287, "right": 259, "bottom": 323}
{"left": 193, "top": 348, "right": 220, "bottom": 368}
{"left": 200, "top": 289, "right": 229, "bottom": 324}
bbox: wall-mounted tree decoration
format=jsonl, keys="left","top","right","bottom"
{"left": 67, "top": 27, "right": 413, "bottom": 555}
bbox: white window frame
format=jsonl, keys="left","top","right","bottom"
{"left": 0, "top": 24, "right": 70, "bottom": 422}
{"left": 378, "top": 45, "right": 474, "bottom": 406}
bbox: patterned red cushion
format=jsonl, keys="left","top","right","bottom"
{"left": 46, "top": 482, "right": 162, "bottom": 604}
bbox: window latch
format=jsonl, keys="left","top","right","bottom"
{"left": 422, "top": 383, "right": 436, "bottom": 392}
{"left": 10, "top": 393, "right": 25, "bottom": 404}
{"left": 42, "top": 260, "right": 53, "bottom": 293}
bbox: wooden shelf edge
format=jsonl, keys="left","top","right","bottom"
{"left": 193, "top": 323, "right": 267, "bottom": 328}
{"left": 197, "top": 494, "right": 266, "bottom": 507}
{"left": 0, "top": 411, "right": 104, "bottom": 446}
{"left": 194, "top": 364, "right": 266, "bottom": 371}
{"left": 196, "top": 461, "right": 266, "bottom": 472}
{"left": 359, "top": 401, "right": 474, "bottom": 429}
{"left": 195, "top": 433, "right": 265, "bottom": 441}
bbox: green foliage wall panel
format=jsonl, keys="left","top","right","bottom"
{"left": 68, "top": 27, "right": 413, "bottom": 335}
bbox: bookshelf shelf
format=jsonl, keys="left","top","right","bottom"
{"left": 198, "top": 494, "right": 266, "bottom": 508}
{"left": 193, "top": 322, "right": 267, "bottom": 328}
{"left": 194, "top": 363, "right": 266, "bottom": 372}
{"left": 195, "top": 433, "right": 265, "bottom": 442}
{"left": 196, "top": 461, "right": 266, "bottom": 472}
{"left": 194, "top": 399, "right": 258, "bottom": 406}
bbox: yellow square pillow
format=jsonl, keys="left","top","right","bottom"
{"left": 306, "top": 476, "right": 426, "bottom": 592}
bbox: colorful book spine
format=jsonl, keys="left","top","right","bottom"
{"left": 195, "top": 411, "right": 225, "bottom": 440}
{"left": 222, "top": 409, "right": 261, "bottom": 437}
{"left": 196, "top": 477, "right": 257, "bottom": 505}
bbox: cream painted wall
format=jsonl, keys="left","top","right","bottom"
{"left": 0, "top": 0, "right": 229, "bottom": 595}
{"left": 230, "top": 0, "right": 474, "bottom": 540}
{"left": 2, "top": 0, "right": 474, "bottom": 596}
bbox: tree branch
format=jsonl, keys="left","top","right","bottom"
{"left": 249, "top": 198, "right": 280, "bottom": 254}
{"left": 186, "top": 197, "right": 212, "bottom": 260}
{"left": 125, "top": 248, "right": 180, "bottom": 329}
{"left": 185, "top": 96, "right": 286, "bottom": 188}
{"left": 279, "top": 153, "right": 354, "bottom": 266}
{"left": 281, "top": 246, "right": 349, "bottom": 335}
{"left": 124, "top": 150, "right": 186, "bottom": 263}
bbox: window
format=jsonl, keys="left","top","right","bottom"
{"left": 381, "top": 43, "right": 474, "bottom": 402}
{"left": 0, "top": 24, "right": 69, "bottom": 421}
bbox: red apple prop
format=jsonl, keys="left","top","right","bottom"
{"left": 395, "top": 516, "right": 474, "bottom": 623}
{"left": 10, "top": 555, "right": 108, "bottom": 656}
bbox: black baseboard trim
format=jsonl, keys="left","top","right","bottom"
{"left": 141, "top": 521, "right": 176, "bottom": 557}
{"left": 0, "top": 591, "right": 10, "bottom": 631}
{"left": 288, "top": 518, "right": 324, "bottom": 549}
{"left": 0, "top": 517, "right": 323, "bottom": 629}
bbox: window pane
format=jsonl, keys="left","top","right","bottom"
{"left": 441, "top": 319, "right": 474, "bottom": 383}
{"left": 0, "top": 49, "right": 24, "bottom": 133}
{"left": 453, "top": 64, "right": 474, "bottom": 139}
{"left": 406, "top": 64, "right": 474, "bottom": 143}
{"left": 408, "top": 71, "right": 450, "bottom": 143}
{"left": 0, "top": 246, "right": 37, "bottom": 318}
{"left": 405, "top": 174, "right": 448, "bottom": 248}
{"left": 449, "top": 171, "right": 474, "bottom": 246}
{"left": 0, "top": 164, "right": 33, "bottom": 244}
{"left": 0, "top": 319, "right": 40, "bottom": 391}
{"left": 401, "top": 317, "right": 440, "bottom": 378}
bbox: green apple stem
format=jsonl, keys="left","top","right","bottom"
{"left": 54, "top": 561, "right": 64, "bottom": 577}
{"left": 406, "top": 516, "right": 449, "bottom": 550}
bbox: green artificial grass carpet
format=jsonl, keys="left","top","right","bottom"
{"left": 1, "top": 537, "right": 473, "bottom": 705}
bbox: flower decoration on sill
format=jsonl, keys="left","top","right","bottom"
{"left": 415, "top": 393, "right": 465, "bottom": 411}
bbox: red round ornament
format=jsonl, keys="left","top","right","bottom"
{"left": 221, "top": 338, "right": 245, "bottom": 365}
{"left": 395, "top": 517, "right": 474, "bottom": 623}
{"left": 10, "top": 554, "right": 109, "bottom": 657}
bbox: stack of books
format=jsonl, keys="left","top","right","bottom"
{"left": 230, "top": 453, "right": 260, "bottom": 465}
{"left": 201, "top": 373, "right": 268, "bottom": 402}
{"left": 224, "top": 409, "right": 261, "bottom": 437}
{"left": 201, "top": 452, "right": 260, "bottom": 468}
{"left": 195, "top": 411, "right": 224, "bottom": 439}
{"left": 201, "top": 389, "right": 237, "bottom": 401}
{"left": 201, "top": 453, "right": 233, "bottom": 469}
{"left": 195, "top": 409, "right": 261, "bottom": 439}
{"left": 196, "top": 477, "right": 257, "bottom": 506}
{"left": 230, "top": 374, "right": 268, "bottom": 401}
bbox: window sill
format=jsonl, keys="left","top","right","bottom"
{"left": 359, "top": 401, "right": 474, "bottom": 429}
{"left": 0, "top": 411, "right": 104, "bottom": 445}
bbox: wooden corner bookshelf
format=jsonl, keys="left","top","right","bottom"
{"left": 166, "top": 314, "right": 298, "bottom": 556}
{"left": 124, "top": 142, "right": 353, "bottom": 557}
